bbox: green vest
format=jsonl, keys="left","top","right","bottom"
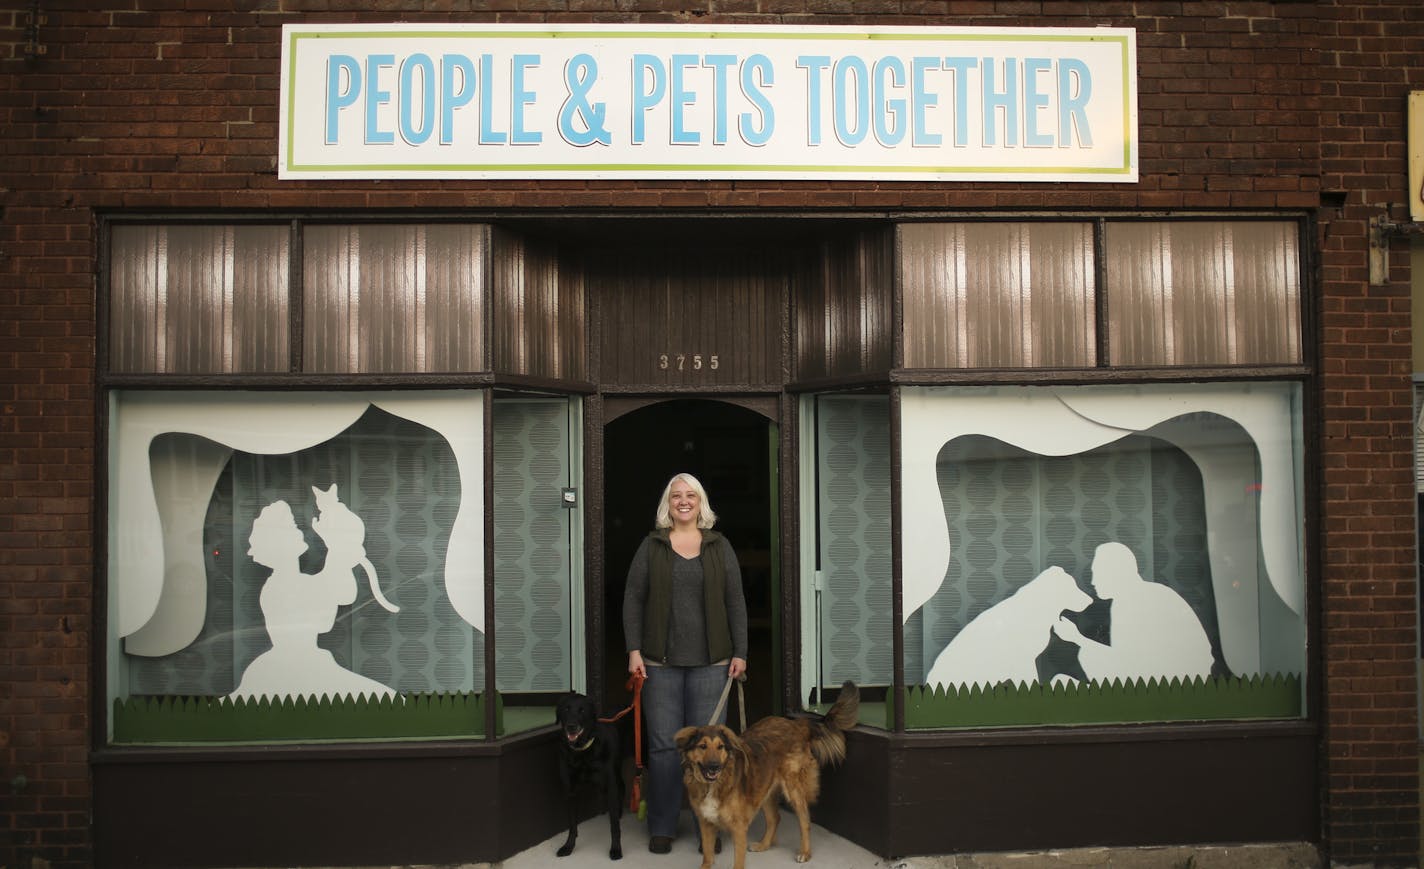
{"left": 640, "top": 528, "right": 733, "bottom": 664}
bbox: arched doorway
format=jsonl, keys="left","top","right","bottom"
{"left": 602, "top": 398, "right": 779, "bottom": 726}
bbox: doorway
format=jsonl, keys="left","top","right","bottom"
{"left": 602, "top": 398, "right": 778, "bottom": 726}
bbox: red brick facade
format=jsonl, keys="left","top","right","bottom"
{"left": 1, "top": 1, "right": 1421, "bottom": 867}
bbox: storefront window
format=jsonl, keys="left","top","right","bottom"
{"left": 104, "top": 220, "right": 591, "bottom": 742}
{"left": 492, "top": 396, "right": 584, "bottom": 728}
{"left": 801, "top": 394, "right": 892, "bottom": 713}
{"left": 107, "top": 390, "right": 490, "bottom": 743}
{"left": 901, "top": 383, "right": 1306, "bottom": 727}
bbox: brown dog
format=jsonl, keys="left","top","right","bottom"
{"left": 675, "top": 681, "right": 859, "bottom": 869}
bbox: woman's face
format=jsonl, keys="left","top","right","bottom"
{"left": 667, "top": 479, "right": 701, "bottom": 525}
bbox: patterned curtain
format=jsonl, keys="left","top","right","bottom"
{"left": 815, "top": 395, "right": 893, "bottom": 688}
{"left": 492, "top": 399, "right": 574, "bottom": 693}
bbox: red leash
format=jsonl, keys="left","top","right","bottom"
{"left": 599, "top": 672, "right": 646, "bottom": 814}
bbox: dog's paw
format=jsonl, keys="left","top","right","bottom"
{"left": 750, "top": 842, "right": 771, "bottom": 852}
{"left": 796, "top": 850, "right": 812, "bottom": 863}
{"left": 609, "top": 845, "right": 623, "bottom": 860}
{"left": 557, "top": 842, "right": 574, "bottom": 857}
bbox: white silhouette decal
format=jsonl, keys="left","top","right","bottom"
{"left": 1051, "top": 542, "right": 1214, "bottom": 685}
{"left": 310, "top": 483, "right": 400, "bottom": 615}
{"left": 114, "top": 392, "right": 484, "bottom": 656}
{"left": 926, "top": 565, "right": 1093, "bottom": 689}
{"left": 230, "top": 487, "right": 396, "bottom": 701}
{"left": 899, "top": 383, "right": 1305, "bottom": 684}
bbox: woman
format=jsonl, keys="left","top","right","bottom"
{"left": 231, "top": 498, "right": 395, "bottom": 701}
{"left": 623, "top": 472, "right": 748, "bottom": 855}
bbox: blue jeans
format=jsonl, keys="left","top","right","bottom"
{"left": 641, "top": 663, "right": 728, "bottom": 838}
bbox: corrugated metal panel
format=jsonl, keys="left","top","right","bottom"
{"left": 1106, "top": 221, "right": 1301, "bottom": 366}
{"left": 491, "top": 229, "right": 586, "bottom": 381}
{"left": 304, "top": 224, "right": 488, "bottom": 373}
{"left": 899, "top": 222, "right": 1096, "bottom": 369}
{"left": 595, "top": 244, "right": 784, "bottom": 387}
{"left": 795, "top": 228, "right": 893, "bottom": 381}
{"left": 109, "top": 224, "right": 289, "bottom": 373}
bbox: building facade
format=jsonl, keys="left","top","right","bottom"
{"left": 2, "top": 2, "right": 1423, "bottom": 867}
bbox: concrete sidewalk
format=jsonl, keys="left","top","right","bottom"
{"left": 493, "top": 809, "right": 1324, "bottom": 869}
{"left": 502, "top": 809, "right": 888, "bottom": 868}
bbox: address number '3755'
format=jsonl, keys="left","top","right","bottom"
{"left": 659, "top": 354, "right": 719, "bottom": 371}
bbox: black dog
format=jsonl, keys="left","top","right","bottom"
{"left": 555, "top": 691, "right": 624, "bottom": 860}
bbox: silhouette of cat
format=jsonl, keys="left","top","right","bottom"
{"left": 312, "top": 483, "right": 398, "bottom": 613}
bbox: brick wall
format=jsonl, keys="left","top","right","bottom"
{"left": 0, "top": 1, "right": 1419, "bottom": 867}
{"left": 1317, "top": 1, "right": 1424, "bottom": 864}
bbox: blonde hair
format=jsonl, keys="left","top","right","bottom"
{"left": 654, "top": 473, "right": 717, "bottom": 529}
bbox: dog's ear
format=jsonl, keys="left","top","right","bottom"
{"left": 717, "top": 726, "right": 749, "bottom": 768}
{"left": 674, "top": 726, "right": 701, "bottom": 752}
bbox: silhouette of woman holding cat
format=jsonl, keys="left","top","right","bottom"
{"left": 230, "top": 488, "right": 395, "bottom": 701}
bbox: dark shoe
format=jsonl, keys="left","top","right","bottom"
{"left": 649, "top": 836, "right": 673, "bottom": 855}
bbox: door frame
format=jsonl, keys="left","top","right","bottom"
{"left": 595, "top": 394, "right": 784, "bottom": 717}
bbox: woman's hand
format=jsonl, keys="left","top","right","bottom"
{"left": 728, "top": 657, "right": 746, "bottom": 680}
{"left": 628, "top": 650, "right": 646, "bottom": 680}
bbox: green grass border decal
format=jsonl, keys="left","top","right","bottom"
{"left": 894, "top": 673, "right": 1302, "bottom": 729}
{"left": 113, "top": 692, "right": 501, "bottom": 743}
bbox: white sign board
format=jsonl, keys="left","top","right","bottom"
{"left": 279, "top": 23, "right": 1137, "bottom": 182}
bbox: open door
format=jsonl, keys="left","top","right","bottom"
{"left": 603, "top": 398, "right": 779, "bottom": 725}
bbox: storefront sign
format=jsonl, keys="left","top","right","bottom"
{"left": 279, "top": 23, "right": 1137, "bottom": 182}
{"left": 1409, "top": 91, "right": 1422, "bottom": 220}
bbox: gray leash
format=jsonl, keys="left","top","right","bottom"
{"left": 708, "top": 673, "right": 747, "bottom": 731}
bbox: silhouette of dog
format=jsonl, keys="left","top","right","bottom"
{"left": 926, "top": 566, "right": 1093, "bottom": 689}
{"left": 554, "top": 692, "right": 624, "bottom": 860}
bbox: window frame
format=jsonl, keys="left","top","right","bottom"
{"left": 95, "top": 213, "right": 598, "bottom": 747}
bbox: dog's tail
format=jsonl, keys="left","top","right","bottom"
{"left": 807, "top": 680, "right": 859, "bottom": 767}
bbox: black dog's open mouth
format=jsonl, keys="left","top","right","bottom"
{"left": 563, "top": 726, "right": 586, "bottom": 745}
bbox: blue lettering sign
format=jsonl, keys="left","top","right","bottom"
{"left": 911, "top": 57, "right": 941, "bottom": 147}
{"left": 944, "top": 57, "right": 975, "bottom": 147}
{"left": 833, "top": 57, "right": 869, "bottom": 146}
{"left": 873, "top": 56, "right": 906, "bottom": 147}
{"left": 512, "top": 54, "right": 541, "bottom": 144}
{"left": 440, "top": 54, "right": 475, "bottom": 145}
{"left": 797, "top": 55, "right": 831, "bottom": 146}
{"left": 1023, "top": 57, "right": 1053, "bottom": 148}
{"left": 670, "top": 54, "right": 699, "bottom": 145}
{"left": 326, "top": 55, "right": 361, "bottom": 145}
{"left": 981, "top": 56, "right": 1018, "bottom": 147}
{"left": 1058, "top": 58, "right": 1093, "bottom": 147}
{"left": 399, "top": 54, "right": 435, "bottom": 145}
{"left": 365, "top": 54, "right": 395, "bottom": 145}
{"left": 740, "top": 54, "right": 774, "bottom": 146}
{"left": 478, "top": 54, "right": 507, "bottom": 145}
{"left": 631, "top": 54, "right": 666, "bottom": 145}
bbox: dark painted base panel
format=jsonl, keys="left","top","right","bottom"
{"left": 815, "top": 726, "right": 1320, "bottom": 859}
{"left": 92, "top": 734, "right": 566, "bottom": 869}
{"left": 93, "top": 725, "right": 1319, "bottom": 867}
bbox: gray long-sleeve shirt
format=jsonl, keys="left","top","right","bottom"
{"left": 623, "top": 534, "right": 749, "bottom": 665}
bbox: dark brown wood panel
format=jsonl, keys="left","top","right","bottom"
{"left": 92, "top": 735, "right": 566, "bottom": 869}
{"left": 794, "top": 228, "right": 893, "bottom": 382}
{"left": 812, "top": 726, "right": 1318, "bottom": 859}
{"left": 592, "top": 244, "right": 786, "bottom": 389}
{"left": 492, "top": 228, "right": 588, "bottom": 382}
